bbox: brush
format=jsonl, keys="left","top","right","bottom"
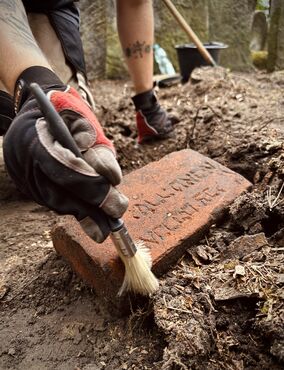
{"left": 29, "top": 82, "right": 159, "bottom": 296}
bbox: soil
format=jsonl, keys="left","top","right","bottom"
{"left": 0, "top": 67, "right": 283, "bottom": 370}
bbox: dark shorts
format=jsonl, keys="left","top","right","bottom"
{"left": 22, "top": 0, "right": 86, "bottom": 77}
{"left": 22, "top": 0, "right": 79, "bottom": 12}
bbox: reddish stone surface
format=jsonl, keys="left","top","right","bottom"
{"left": 52, "top": 149, "right": 252, "bottom": 299}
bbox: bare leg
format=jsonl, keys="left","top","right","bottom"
{"left": 0, "top": 0, "right": 51, "bottom": 94}
{"left": 0, "top": 80, "right": 8, "bottom": 93}
{"left": 27, "top": 13, "right": 73, "bottom": 84}
{"left": 116, "top": 0, "right": 154, "bottom": 94}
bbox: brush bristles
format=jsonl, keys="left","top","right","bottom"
{"left": 115, "top": 241, "right": 159, "bottom": 296}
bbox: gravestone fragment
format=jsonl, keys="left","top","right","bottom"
{"left": 52, "top": 149, "right": 252, "bottom": 299}
{"left": 209, "top": 0, "right": 256, "bottom": 70}
{"left": 79, "top": 0, "right": 107, "bottom": 80}
{"left": 250, "top": 10, "right": 268, "bottom": 51}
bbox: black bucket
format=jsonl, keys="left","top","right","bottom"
{"left": 175, "top": 42, "right": 228, "bottom": 83}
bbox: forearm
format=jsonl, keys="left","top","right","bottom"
{"left": 116, "top": 0, "right": 154, "bottom": 94}
{"left": 0, "top": 0, "right": 51, "bottom": 94}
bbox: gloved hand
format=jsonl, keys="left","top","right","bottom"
{"left": 0, "top": 91, "right": 14, "bottom": 136}
{"left": 132, "top": 89, "right": 175, "bottom": 144}
{"left": 3, "top": 66, "right": 128, "bottom": 242}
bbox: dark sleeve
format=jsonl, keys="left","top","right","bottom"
{"left": 22, "top": 0, "right": 78, "bottom": 12}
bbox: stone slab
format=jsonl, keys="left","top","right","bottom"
{"left": 52, "top": 149, "right": 252, "bottom": 299}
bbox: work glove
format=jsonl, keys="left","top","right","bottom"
{"left": 0, "top": 90, "right": 14, "bottom": 136}
{"left": 132, "top": 89, "right": 175, "bottom": 144}
{"left": 3, "top": 66, "right": 128, "bottom": 242}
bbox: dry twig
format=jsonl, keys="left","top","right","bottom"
{"left": 266, "top": 182, "right": 284, "bottom": 210}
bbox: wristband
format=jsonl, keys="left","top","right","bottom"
{"left": 14, "top": 66, "right": 63, "bottom": 113}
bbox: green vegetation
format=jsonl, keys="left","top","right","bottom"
{"left": 251, "top": 50, "right": 268, "bottom": 69}
{"left": 256, "top": 0, "right": 269, "bottom": 11}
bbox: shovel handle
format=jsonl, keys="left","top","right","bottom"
{"left": 162, "top": 0, "right": 217, "bottom": 67}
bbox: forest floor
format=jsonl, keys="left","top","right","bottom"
{"left": 0, "top": 67, "right": 283, "bottom": 370}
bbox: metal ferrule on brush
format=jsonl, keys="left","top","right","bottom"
{"left": 110, "top": 224, "right": 137, "bottom": 258}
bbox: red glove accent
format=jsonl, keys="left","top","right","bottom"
{"left": 50, "top": 87, "right": 115, "bottom": 152}
{"left": 136, "top": 111, "right": 159, "bottom": 144}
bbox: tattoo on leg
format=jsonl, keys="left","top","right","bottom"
{"left": 125, "top": 41, "right": 152, "bottom": 59}
{"left": 0, "top": 0, "right": 42, "bottom": 53}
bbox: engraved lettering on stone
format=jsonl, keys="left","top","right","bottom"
{"left": 204, "top": 186, "right": 225, "bottom": 198}
{"left": 157, "top": 190, "right": 175, "bottom": 201}
{"left": 162, "top": 216, "right": 181, "bottom": 231}
{"left": 130, "top": 163, "right": 236, "bottom": 243}
{"left": 180, "top": 203, "right": 199, "bottom": 217}
{"left": 141, "top": 202, "right": 200, "bottom": 244}
{"left": 132, "top": 203, "right": 155, "bottom": 219}
{"left": 193, "top": 185, "right": 225, "bottom": 206}
{"left": 143, "top": 226, "right": 165, "bottom": 244}
{"left": 169, "top": 173, "right": 200, "bottom": 191}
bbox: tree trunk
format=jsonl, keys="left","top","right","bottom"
{"left": 79, "top": 0, "right": 107, "bottom": 80}
{"left": 267, "top": 0, "right": 284, "bottom": 71}
{"left": 209, "top": 0, "right": 257, "bottom": 70}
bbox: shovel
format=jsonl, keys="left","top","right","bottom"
{"left": 161, "top": 0, "right": 217, "bottom": 67}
